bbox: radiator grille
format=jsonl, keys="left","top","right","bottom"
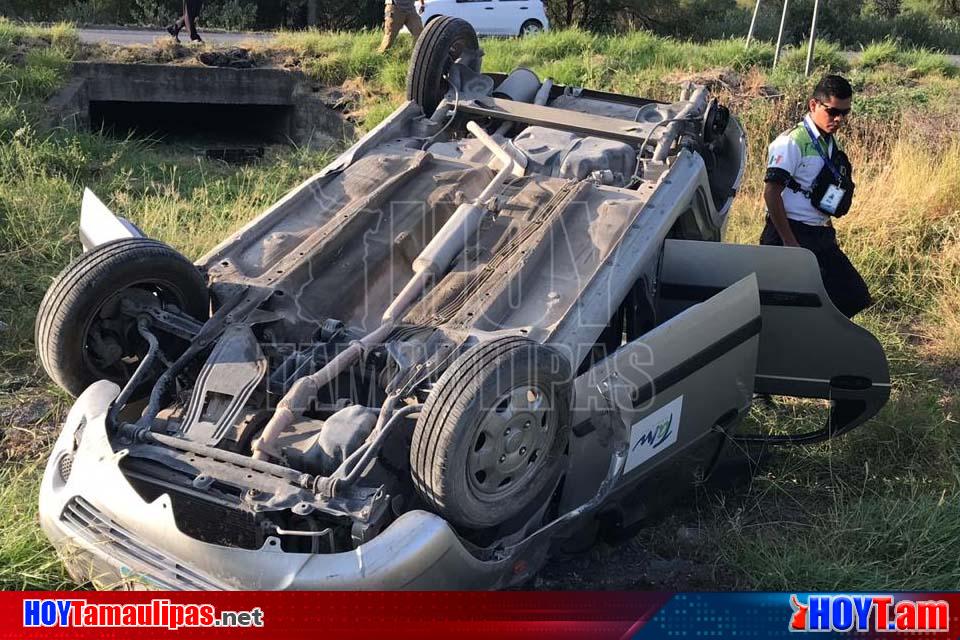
{"left": 60, "top": 496, "right": 225, "bottom": 591}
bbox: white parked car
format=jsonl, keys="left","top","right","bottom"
{"left": 420, "top": 0, "right": 549, "bottom": 36}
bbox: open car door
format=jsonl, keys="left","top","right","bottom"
{"left": 560, "top": 274, "right": 761, "bottom": 511}
{"left": 657, "top": 239, "right": 890, "bottom": 444}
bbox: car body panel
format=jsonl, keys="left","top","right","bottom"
{"left": 79, "top": 188, "right": 143, "bottom": 252}
{"left": 562, "top": 274, "right": 760, "bottom": 511}
{"left": 659, "top": 239, "right": 890, "bottom": 441}
{"left": 421, "top": 0, "right": 549, "bottom": 36}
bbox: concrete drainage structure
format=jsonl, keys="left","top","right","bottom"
{"left": 48, "top": 62, "right": 354, "bottom": 147}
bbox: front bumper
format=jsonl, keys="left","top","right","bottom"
{"left": 39, "top": 381, "right": 510, "bottom": 590}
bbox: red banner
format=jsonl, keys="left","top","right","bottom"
{"left": 6, "top": 591, "right": 671, "bottom": 640}
{"left": 6, "top": 591, "right": 960, "bottom": 639}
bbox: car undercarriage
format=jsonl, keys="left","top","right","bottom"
{"left": 36, "top": 18, "right": 890, "bottom": 590}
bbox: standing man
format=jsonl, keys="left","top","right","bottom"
{"left": 761, "top": 74, "right": 871, "bottom": 318}
{"left": 378, "top": 0, "right": 426, "bottom": 54}
{"left": 167, "top": 0, "right": 204, "bottom": 43}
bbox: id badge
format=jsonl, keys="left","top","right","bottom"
{"left": 820, "top": 184, "right": 845, "bottom": 214}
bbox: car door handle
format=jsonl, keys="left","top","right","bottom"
{"left": 484, "top": 6, "right": 492, "bottom": 8}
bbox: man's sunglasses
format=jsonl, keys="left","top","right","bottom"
{"left": 817, "top": 101, "right": 851, "bottom": 118}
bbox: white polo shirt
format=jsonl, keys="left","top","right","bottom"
{"left": 765, "top": 114, "right": 837, "bottom": 227}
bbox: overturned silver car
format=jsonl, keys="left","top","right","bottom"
{"left": 37, "top": 19, "right": 889, "bottom": 589}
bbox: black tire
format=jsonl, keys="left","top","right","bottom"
{"left": 35, "top": 238, "right": 208, "bottom": 397}
{"left": 410, "top": 337, "right": 572, "bottom": 529}
{"left": 406, "top": 16, "right": 481, "bottom": 117}
{"left": 519, "top": 19, "right": 543, "bottom": 37}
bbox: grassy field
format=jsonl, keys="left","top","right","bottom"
{"left": 0, "top": 21, "right": 958, "bottom": 590}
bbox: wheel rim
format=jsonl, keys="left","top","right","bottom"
{"left": 466, "top": 384, "right": 556, "bottom": 500}
{"left": 522, "top": 22, "right": 541, "bottom": 36}
{"left": 80, "top": 280, "right": 189, "bottom": 383}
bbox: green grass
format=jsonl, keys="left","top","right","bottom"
{"left": 2, "top": 23, "right": 960, "bottom": 590}
{"left": 861, "top": 38, "right": 958, "bottom": 78}
{"left": 0, "top": 462, "right": 72, "bottom": 590}
{"left": 687, "top": 296, "right": 960, "bottom": 588}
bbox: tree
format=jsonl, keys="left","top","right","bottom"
{"left": 869, "top": 0, "right": 904, "bottom": 16}
{"left": 0, "top": 0, "right": 65, "bottom": 19}
{"left": 934, "top": 0, "right": 960, "bottom": 16}
{"left": 905, "top": 0, "right": 960, "bottom": 17}
{"left": 544, "top": 0, "right": 738, "bottom": 31}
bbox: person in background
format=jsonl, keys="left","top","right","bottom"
{"left": 167, "top": 0, "right": 204, "bottom": 43}
{"left": 378, "top": 0, "right": 426, "bottom": 54}
{"left": 761, "top": 74, "right": 871, "bottom": 318}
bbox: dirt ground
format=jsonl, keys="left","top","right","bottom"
{"left": 0, "top": 384, "right": 62, "bottom": 466}
{"left": 536, "top": 530, "right": 733, "bottom": 590}
{"left": 534, "top": 458, "right": 757, "bottom": 590}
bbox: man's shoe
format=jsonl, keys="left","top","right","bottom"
{"left": 166, "top": 25, "right": 181, "bottom": 42}
{"left": 190, "top": 35, "right": 203, "bottom": 43}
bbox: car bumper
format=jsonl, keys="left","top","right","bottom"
{"left": 39, "top": 381, "right": 510, "bottom": 590}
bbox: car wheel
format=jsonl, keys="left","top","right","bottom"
{"left": 519, "top": 19, "right": 543, "bottom": 37}
{"left": 410, "top": 337, "right": 571, "bottom": 529}
{"left": 406, "top": 16, "right": 481, "bottom": 118}
{"left": 35, "top": 238, "right": 208, "bottom": 397}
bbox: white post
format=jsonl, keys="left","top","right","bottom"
{"left": 805, "top": 0, "right": 821, "bottom": 77}
{"left": 746, "top": 0, "right": 762, "bottom": 48}
{"left": 773, "top": 0, "right": 790, "bottom": 68}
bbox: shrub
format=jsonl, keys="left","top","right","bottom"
{"left": 778, "top": 40, "right": 850, "bottom": 74}
{"left": 56, "top": 0, "right": 133, "bottom": 25}
{"left": 203, "top": 0, "right": 258, "bottom": 31}
{"left": 129, "top": 0, "right": 179, "bottom": 27}
{"left": 860, "top": 39, "right": 902, "bottom": 67}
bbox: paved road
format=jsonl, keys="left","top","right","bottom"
{"left": 78, "top": 27, "right": 273, "bottom": 47}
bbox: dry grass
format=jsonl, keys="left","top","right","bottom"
{"left": 726, "top": 98, "right": 960, "bottom": 366}
{"left": 926, "top": 296, "right": 960, "bottom": 368}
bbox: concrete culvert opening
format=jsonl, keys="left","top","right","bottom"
{"left": 49, "top": 62, "right": 353, "bottom": 148}
{"left": 90, "top": 100, "right": 295, "bottom": 144}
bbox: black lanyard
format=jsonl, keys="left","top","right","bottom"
{"left": 802, "top": 120, "right": 843, "bottom": 183}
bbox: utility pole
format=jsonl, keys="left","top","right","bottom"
{"left": 804, "top": 0, "right": 821, "bottom": 76}
{"left": 746, "top": 0, "right": 762, "bottom": 48}
{"left": 773, "top": 0, "right": 789, "bottom": 68}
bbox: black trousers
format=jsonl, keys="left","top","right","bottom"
{"left": 760, "top": 217, "right": 872, "bottom": 318}
{"left": 174, "top": 0, "right": 203, "bottom": 39}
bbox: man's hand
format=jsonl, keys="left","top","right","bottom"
{"left": 418, "top": 1, "right": 425, "bottom": 14}
{"left": 763, "top": 182, "right": 800, "bottom": 247}
{"left": 780, "top": 233, "right": 800, "bottom": 248}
